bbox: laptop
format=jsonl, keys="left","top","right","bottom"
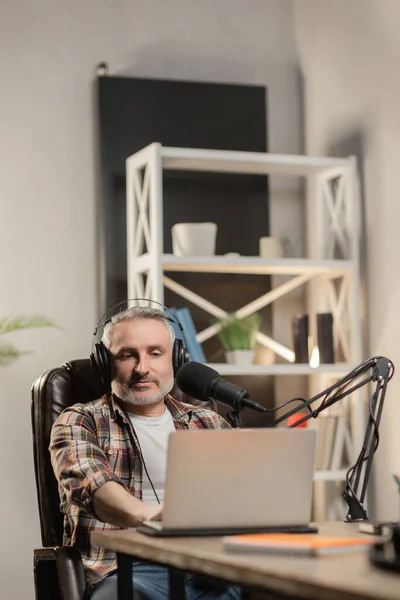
{"left": 137, "top": 428, "right": 317, "bottom": 537}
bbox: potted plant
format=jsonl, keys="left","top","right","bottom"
{"left": 217, "top": 313, "right": 261, "bottom": 365}
{"left": 0, "top": 314, "right": 59, "bottom": 366}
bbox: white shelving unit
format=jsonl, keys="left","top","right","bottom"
{"left": 191, "top": 363, "right": 355, "bottom": 377}
{"left": 125, "top": 142, "right": 362, "bottom": 497}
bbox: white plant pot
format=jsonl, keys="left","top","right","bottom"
{"left": 172, "top": 222, "right": 217, "bottom": 256}
{"left": 225, "top": 350, "right": 255, "bottom": 365}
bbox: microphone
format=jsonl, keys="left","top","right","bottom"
{"left": 175, "top": 361, "right": 268, "bottom": 413}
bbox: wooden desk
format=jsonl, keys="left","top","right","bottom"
{"left": 91, "top": 522, "right": 400, "bottom": 600}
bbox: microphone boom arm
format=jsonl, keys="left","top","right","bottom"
{"left": 271, "top": 356, "right": 394, "bottom": 522}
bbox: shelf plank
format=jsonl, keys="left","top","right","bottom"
{"left": 313, "top": 469, "right": 348, "bottom": 482}
{"left": 158, "top": 254, "right": 353, "bottom": 277}
{"left": 161, "top": 146, "right": 350, "bottom": 177}
{"left": 205, "top": 363, "right": 354, "bottom": 376}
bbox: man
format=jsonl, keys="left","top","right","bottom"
{"left": 50, "top": 307, "right": 240, "bottom": 600}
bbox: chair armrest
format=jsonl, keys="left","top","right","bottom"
{"left": 34, "top": 546, "right": 86, "bottom": 600}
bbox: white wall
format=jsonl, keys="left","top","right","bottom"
{"left": 294, "top": 0, "right": 400, "bottom": 520}
{"left": 0, "top": 1, "right": 300, "bottom": 597}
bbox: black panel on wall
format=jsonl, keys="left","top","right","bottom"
{"left": 97, "top": 75, "right": 273, "bottom": 422}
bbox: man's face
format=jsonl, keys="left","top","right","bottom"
{"left": 108, "top": 318, "right": 174, "bottom": 409}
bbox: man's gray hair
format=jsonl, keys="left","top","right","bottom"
{"left": 101, "top": 306, "right": 176, "bottom": 349}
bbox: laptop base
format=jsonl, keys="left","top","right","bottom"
{"left": 137, "top": 523, "right": 319, "bottom": 537}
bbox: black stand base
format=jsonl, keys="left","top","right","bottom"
{"left": 225, "top": 410, "right": 243, "bottom": 428}
{"left": 343, "top": 491, "right": 368, "bottom": 522}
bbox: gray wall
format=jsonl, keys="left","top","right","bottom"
{"left": 294, "top": 0, "right": 400, "bottom": 520}
{"left": 0, "top": 1, "right": 301, "bottom": 597}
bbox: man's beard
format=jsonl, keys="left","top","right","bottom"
{"left": 111, "top": 374, "right": 174, "bottom": 407}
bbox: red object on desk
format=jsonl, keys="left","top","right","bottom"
{"left": 287, "top": 413, "right": 308, "bottom": 428}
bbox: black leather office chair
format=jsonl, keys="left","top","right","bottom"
{"left": 31, "top": 359, "right": 103, "bottom": 600}
{"left": 31, "top": 358, "right": 210, "bottom": 600}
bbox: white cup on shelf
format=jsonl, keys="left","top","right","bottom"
{"left": 172, "top": 222, "right": 217, "bottom": 256}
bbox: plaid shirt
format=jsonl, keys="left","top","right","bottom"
{"left": 49, "top": 394, "right": 231, "bottom": 589}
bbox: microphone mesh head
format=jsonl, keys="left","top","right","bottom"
{"left": 175, "top": 361, "right": 219, "bottom": 402}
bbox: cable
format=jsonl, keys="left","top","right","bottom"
{"left": 141, "top": 453, "right": 161, "bottom": 506}
{"left": 261, "top": 396, "right": 314, "bottom": 415}
{"left": 128, "top": 419, "right": 161, "bottom": 506}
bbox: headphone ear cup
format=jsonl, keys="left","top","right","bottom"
{"left": 172, "top": 339, "right": 182, "bottom": 377}
{"left": 91, "top": 342, "right": 112, "bottom": 393}
{"left": 172, "top": 338, "right": 190, "bottom": 377}
{"left": 183, "top": 346, "right": 190, "bottom": 365}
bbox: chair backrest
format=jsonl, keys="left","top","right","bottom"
{"left": 31, "top": 358, "right": 212, "bottom": 547}
{"left": 31, "top": 359, "right": 105, "bottom": 547}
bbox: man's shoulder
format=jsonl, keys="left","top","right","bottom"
{"left": 53, "top": 395, "right": 111, "bottom": 425}
{"left": 167, "top": 395, "right": 230, "bottom": 429}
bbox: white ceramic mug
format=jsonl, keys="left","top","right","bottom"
{"left": 172, "top": 222, "right": 217, "bottom": 256}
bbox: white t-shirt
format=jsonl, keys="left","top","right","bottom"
{"left": 128, "top": 408, "right": 176, "bottom": 505}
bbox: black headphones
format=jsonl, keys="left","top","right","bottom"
{"left": 90, "top": 299, "right": 190, "bottom": 393}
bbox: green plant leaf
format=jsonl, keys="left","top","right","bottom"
{"left": 0, "top": 314, "right": 61, "bottom": 368}
{"left": 0, "top": 341, "right": 30, "bottom": 366}
{"left": 217, "top": 313, "right": 262, "bottom": 351}
{"left": 0, "top": 314, "right": 59, "bottom": 334}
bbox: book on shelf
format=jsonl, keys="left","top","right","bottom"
{"left": 222, "top": 533, "right": 375, "bottom": 556}
{"left": 169, "top": 307, "right": 206, "bottom": 363}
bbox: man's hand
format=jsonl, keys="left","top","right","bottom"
{"left": 140, "top": 502, "right": 163, "bottom": 523}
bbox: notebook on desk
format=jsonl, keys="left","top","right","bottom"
{"left": 137, "top": 428, "right": 318, "bottom": 537}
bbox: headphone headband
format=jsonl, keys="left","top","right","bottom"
{"left": 93, "top": 298, "right": 187, "bottom": 345}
